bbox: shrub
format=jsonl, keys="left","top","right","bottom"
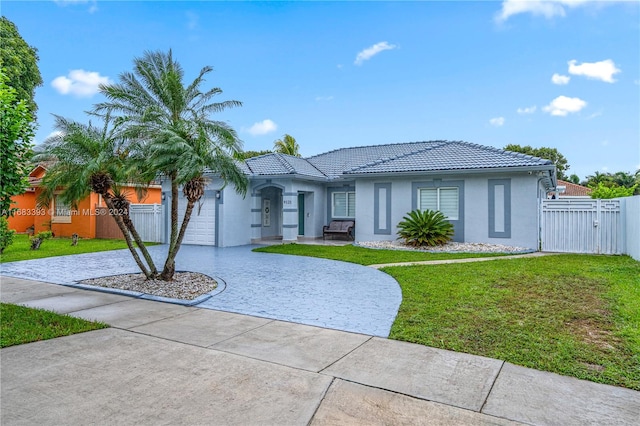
{"left": 590, "top": 183, "right": 638, "bottom": 199}
{"left": 0, "top": 217, "right": 15, "bottom": 254}
{"left": 30, "top": 230, "right": 53, "bottom": 250}
{"left": 397, "top": 209, "right": 454, "bottom": 247}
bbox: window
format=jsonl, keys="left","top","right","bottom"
{"left": 418, "top": 187, "right": 458, "bottom": 220}
{"left": 52, "top": 194, "right": 72, "bottom": 223}
{"left": 332, "top": 191, "right": 355, "bottom": 218}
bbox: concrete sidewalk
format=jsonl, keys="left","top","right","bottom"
{"left": 2, "top": 277, "right": 639, "bottom": 425}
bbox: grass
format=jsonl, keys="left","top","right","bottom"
{"left": 253, "top": 243, "right": 510, "bottom": 265}
{"left": 0, "top": 234, "right": 158, "bottom": 263}
{"left": 0, "top": 303, "right": 109, "bottom": 348}
{"left": 385, "top": 255, "right": 640, "bottom": 390}
{"left": 255, "top": 244, "right": 639, "bottom": 389}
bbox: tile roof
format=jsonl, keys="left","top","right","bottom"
{"left": 243, "top": 153, "right": 326, "bottom": 179}
{"left": 553, "top": 180, "right": 593, "bottom": 197}
{"left": 241, "top": 141, "right": 554, "bottom": 181}
{"left": 307, "top": 140, "right": 553, "bottom": 179}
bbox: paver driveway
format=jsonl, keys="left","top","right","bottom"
{"left": 0, "top": 244, "right": 402, "bottom": 336}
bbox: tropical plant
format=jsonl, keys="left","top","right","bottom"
{"left": 612, "top": 171, "right": 636, "bottom": 188}
{"left": 0, "top": 17, "right": 43, "bottom": 115}
{"left": 397, "top": 209, "right": 454, "bottom": 247}
{"left": 0, "top": 73, "right": 34, "bottom": 218}
{"left": 34, "top": 115, "right": 158, "bottom": 278}
{"left": 94, "top": 50, "right": 248, "bottom": 280}
{"left": 584, "top": 171, "right": 614, "bottom": 188}
{"left": 590, "top": 183, "right": 638, "bottom": 199}
{"left": 273, "top": 134, "right": 300, "bottom": 157}
{"left": 0, "top": 217, "right": 15, "bottom": 254}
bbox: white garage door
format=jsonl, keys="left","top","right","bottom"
{"left": 178, "top": 195, "right": 216, "bottom": 245}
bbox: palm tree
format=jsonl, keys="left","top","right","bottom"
{"left": 35, "top": 115, "right": 158, "bottom": 278}
{"left": 273, "top": 134, "right": 300, "bottom": 157}
{"left": 94, "top": 50, "right": 248, "bottom": 281}
{"left": 612, "top": 171, "right": 636, "bottom": 188}
{"left": 585, "top": 171, "right": 613, "bottom": 188}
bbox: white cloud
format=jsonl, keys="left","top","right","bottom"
{"left": 517, "top": 105, "right": 537, "bottom": 114}
{"left": 315, "top": 95, "right": 334, "bottom": 102}
{"left": 247, "top": 119, "right": 277, "bottom": 136}
{"left": 51, "top": 69, "right": 111, "bottom": 97}
{"left": 551, "top": 73, "right": 570, "bottom": 85}
{"left": 54, "top": 0, "right": 98, "bottom": 13}
{"left": 495, "top": 0, "right": 622, "bottom": 23}
{"left": 354, "top": 41, "right": 397, "bottom": 66}
{"left": 568, "top": 59, "right": 621, "bottom": 83}
{"left": 543, "top": 95, "right": 587, "bottom": 116}
{"left": 489, "top": 117, "right": 505, "bottom": 127}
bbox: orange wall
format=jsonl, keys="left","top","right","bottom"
{"left": 7, "top": 192, "right": 37, "bottom": 233}
{"left": 11, "top": 184, "right": 162, "bottom": 238}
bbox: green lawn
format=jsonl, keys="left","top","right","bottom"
{"left": 256, "top": 244, "right": 640, "bottom": 390}
{"left": 0, "top": 234, "right": 157, "bottom": 263}
{"left": 253, "top": 243, "right": 509, "bottom": 265}
{"left": 0, "top": 303, "right": 109, "bottom": 348}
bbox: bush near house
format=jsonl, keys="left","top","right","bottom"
{"left": 397, "top": 209, "right": 454, "bottom": 247}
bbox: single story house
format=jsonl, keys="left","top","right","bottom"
{"left": 165, "top": 140, "right": 557, "bottom": 250}
{"left": 8, "top": 163, "right": 162, "bottom": 238}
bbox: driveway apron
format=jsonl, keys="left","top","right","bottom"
{"left": 0, "top": 245, "right": 402, "bottom": 336}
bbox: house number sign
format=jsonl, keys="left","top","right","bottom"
{"left": 263, "top": 199, "right": 271, "bottom": 227}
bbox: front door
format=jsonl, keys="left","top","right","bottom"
{"left": 298, "top": 193, "right": 305, "bottom": 236}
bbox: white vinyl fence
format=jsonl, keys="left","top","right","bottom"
{"left": 541, "top": 197, "right": 639, "bottom": 259}
{"left": 541, "top": 199, "right": 622, "bottom": 254}
{"left": 130, "top": 204, "right": 164, "bottom": 243}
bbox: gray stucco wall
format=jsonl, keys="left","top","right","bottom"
{"left": 355, "top": 172, "right": 544, "bottom": 249}
{"left": 218, "top": 183, "right": 251, "bottom": 247}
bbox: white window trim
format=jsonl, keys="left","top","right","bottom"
{"left": 51, "top": 194, "right": 72, "bottom": 224}
{"left": 418, "top": 187, "right": 459, "bottom": 220}
{"left": 331, "top": 191, "right": 356, "bottom": 218}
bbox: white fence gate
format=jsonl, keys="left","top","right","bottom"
{"left": 130, "top": 204, "right": 164, "bottom": 243}
{"left": 541, "top": 199, "right": 623, "bottom": 254}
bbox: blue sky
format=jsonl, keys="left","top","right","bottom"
{"left": 3, "top": 0, "right": 639, "bottom": 181}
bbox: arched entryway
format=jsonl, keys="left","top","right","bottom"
{"left": 259, "top": 186, "right": 283, "bottom": 241}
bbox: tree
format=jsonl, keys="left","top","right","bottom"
{"left": 612, "top": 171, "right": 636, "bottom": 188}
{"left": 584, "top": 171, "right": 613, "bottom": 188}
{"left": 0, "top": 17, "right": 43, "bottom": 115}
{"left": 0, "top": 73, "right": 34, "bottom": 218}
{"left": 95, "top": 50, "right": 248, "bottom": 281}
{"left": 273, "top": 134, "right": 300, "bottom": 157}
{"left": 34, "top": 115, "right": 158, "bottom": 278}
{"left": 568, "top": 174, "right": 580, "bottom": 184}
{"left": 504, "top": 144, "right": 569, "bottom": 180}
{"left": 233, "top": 149, "right": 273, "bottom": 161}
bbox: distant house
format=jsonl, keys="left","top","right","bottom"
{"left": 8, "top": 163, "right": 161, "bottom": 238}
{"left": 162, "top": 140, "right": 557, "bottom": 250}
{"left": 549, "top": 179, "right": 593, "bottom": 199}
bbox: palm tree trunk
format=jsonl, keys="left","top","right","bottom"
{"left": 160, "top": 198, "right": 196, "bottom": 280}
{"left": 121, "top": 213, "right": 159, "bottom": 277}
{"left": 161, "top": 176, "right": 179, "bottom": 280}
{"left": 103, "top": 196, "right": 152, "bottom": 278}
